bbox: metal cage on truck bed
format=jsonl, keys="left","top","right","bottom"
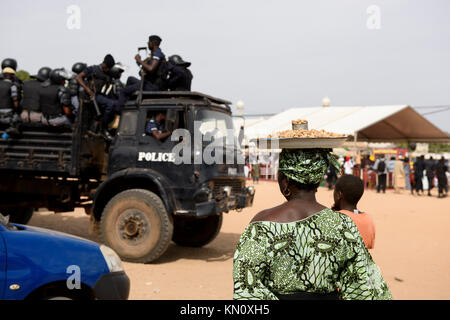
{"left": 0, "top": 101, "right": 108, "bottom": 178}
{"left": 0, "top": 127, "right": 74, "bottom": 174}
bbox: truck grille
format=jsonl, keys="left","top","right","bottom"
{"left": 213, "top": 178, "right": 244, "bottom": 196}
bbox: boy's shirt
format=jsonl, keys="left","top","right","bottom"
{"left": 339, "top": 210, "right": 376, "bottom": 249}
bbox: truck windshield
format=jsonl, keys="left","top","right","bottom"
{"left": 195, "top": 109, "right": 236, "bottom": 146}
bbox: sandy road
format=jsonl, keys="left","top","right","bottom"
{"left": 29, "top": 181, "right": 450, "bottom": 299}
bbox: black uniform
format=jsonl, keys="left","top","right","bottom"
{"left": 143, "top": 47, "right": 168, "bottom": 91}
{"left": 20, "top": 80, "right": 44, "bottom": 123}
{"left": 83, "top": 64, "right": 119, "bottom": 126}
{"left": 414, "top": 158, "right": 425, "bottom": 193}
{"left": 0, "top": 79, "right": 15, "bottom": 109}
{"left": 436, "top": 160, "right": 448, "bottom": 196}
{"left": 167, "top": 62, "right": 192, "bottom": 91}
{"left": 0, "top": 78, "right": 21, "bottom": 130}
{"left": 425, "top": 159, "right": 436, "bottom": 194}
{"left": 68, "top": 76, "right": 80, "bottom": 115}
{"left": 22, "top": 80, "right": 41, "bottom": 111}
{"left": 39, "top": 82, "right": 71, "bottom": 127}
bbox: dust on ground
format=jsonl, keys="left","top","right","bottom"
{"left": 29, "top": 181, "right": 450, "bottom": 299}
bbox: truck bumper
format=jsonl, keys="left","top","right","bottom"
{"left": 93, "top": 271, "right": 130, "bottom": 300}
{"left": 191, "top": 186, "right": 255, "bottom": 216}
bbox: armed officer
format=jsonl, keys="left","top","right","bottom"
{"left": 0, "top": 67, "right": 21, "bottom": 135}
{"left": 103, "top": 63, "right": 125, "bottom": 131}
{"left": 40, "top": 68, "right": 72, "bottom": 127}
{"left": 76, "top": 54, "right": 119, "bottom": 139}
{"left": 20, "top": 67, "right": 52, "bottom": 123}
{"left": 167, "top": 55, "right": 193, "bottom": 91}
{"left": 118, "top": 35, "right": 168, "bottom": 106}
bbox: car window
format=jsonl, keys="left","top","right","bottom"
{"left": 195, "top": 109, "right": 236, "bottom": 146}
{"left": 118, "top": 111, "right": 138, "bottom": 136}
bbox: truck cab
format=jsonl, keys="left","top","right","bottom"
{"left": 92, "top": 91, "right": 255, "bottom": 263}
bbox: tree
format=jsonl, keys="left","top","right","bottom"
{"left": 15, "top": 70, "right": 31, "bottom": 81}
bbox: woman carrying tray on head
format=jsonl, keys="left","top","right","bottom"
{"left": 233, "top": 148, "right": 392, "bottom": 300}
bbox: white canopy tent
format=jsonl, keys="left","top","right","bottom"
{"left": 242, "top": 105, "right": 450, "bottom": 143}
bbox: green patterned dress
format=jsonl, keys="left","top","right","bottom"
{"left": 233, "top": 208, "right": 392, "bottom": 300}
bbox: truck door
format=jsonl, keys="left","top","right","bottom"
{"left": 0, "top": 232, "right": 6, "bottom": 299}
{"left": 137, "top": 107, "right": 193, "bottom": 185}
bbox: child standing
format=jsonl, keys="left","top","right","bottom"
{"left": 332, "top": 174, "right": 376, "bottom": 249}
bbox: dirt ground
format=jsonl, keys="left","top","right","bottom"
{"left": 28, "top": 180, "right": 450, "bottom": 300}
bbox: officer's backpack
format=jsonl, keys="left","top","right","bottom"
{"left": 377, "top": 160, "right": 386, "bottom": 172}
{"left": 154, "top": 60, "right": 169, "bottom": 90}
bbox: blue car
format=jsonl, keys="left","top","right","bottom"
{"left": 0, "top": 214, "right": 130, "bottom": 300}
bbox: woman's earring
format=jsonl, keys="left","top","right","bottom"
{"left": 283, "top": 187, "right": 291, "bottom": 198}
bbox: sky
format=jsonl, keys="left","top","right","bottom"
{"left": 1, "top": 0, "right": 449, "bottom": 132}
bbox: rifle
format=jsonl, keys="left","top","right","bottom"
{"left": 90, "top": 95, "right": 101, "bottom": 118}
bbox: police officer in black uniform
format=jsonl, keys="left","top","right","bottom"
{"left": 76, "top": 54, "right": 119, "bottom": 139}
{"left": 40, "top": 68, "right": 72, "bottom": 127}
{"left": 69, "top": 62, "right": 87, "bottom": 116}
{"left": 21, "top": 66, "right": 52, "bottom": 123}
{"left": 0, "top": 67, "right": 21, "bottom": 135}
{"left": 118, "top": 35, "right": 168, "bottom": 107}
{"left": 1, "top": 58, "right": 18, "bottom": 78}
{"left": 1, "top": 58, "right": 22, "bottom": 95}
{"left": 108, "top": 63, "right": 125, "bottom": 98}
{"left": 167, "top": 55, "right": 193, "bottom": 91}
{"left": 103, "top": 63, "right": 125, "bottom": 132}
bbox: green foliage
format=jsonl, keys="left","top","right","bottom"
{"left": 428, "top": 143, "right": 450, "bottom": 153}
{"left": 15, "top": 70, "right": 31, "bottom": 81}
{"left": 396, "top": 141, "right": 450, "bottom": 153}
{"left": 396, "top": 142, "right": 408, "bottom": 149}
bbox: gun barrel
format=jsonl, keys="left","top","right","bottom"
{"left": 91, "top": 96, "right": 101, "bottom": 117}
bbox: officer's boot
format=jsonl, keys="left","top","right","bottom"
{"left": 100, "top": 121, "right": 113, "bottom": 141}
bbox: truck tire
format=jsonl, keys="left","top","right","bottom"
{"left": 3, "top": 208, "right": 34, "bottom": 225}
{"left": 172, "top": 214, "right": 222, "bottom": 247}
{"left": 100, "top": 189, "right": 173, "bottom": 263}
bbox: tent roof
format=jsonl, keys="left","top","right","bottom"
{"left": 244, "top": 105, "right": 449, "bottom": 143}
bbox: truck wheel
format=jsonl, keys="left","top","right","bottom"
{"left": 172, "top": 214, "right": 222, "bottom": 247}
{"left": 100, "top": 189, "right": 173, "bottom": 263}
{"left": 3, "top": 208, "right": 34, "bottom": 225}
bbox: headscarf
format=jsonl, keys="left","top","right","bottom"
{"left": 278, "top": 148, "right": 340, "bottom": 185}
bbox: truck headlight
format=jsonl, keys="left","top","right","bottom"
{"left": 100, "top": 245, "right": 124, "bottom": 273}
{"left": 247, "top": 186, "right": 255, "bottom": 196}
{"left": 223, "top": 186, "right": 232, "bottom": 197}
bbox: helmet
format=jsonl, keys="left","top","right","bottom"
{"left": 50, "top": 68, "right": 70, "bottom": 84}
{"left": 168, "top": 55, "right": 191, "bottom": 68}
{"left": 109, "top": 63, "right": 125, "bottom": 79}
{"left": 1, "top": 58, "right": 18, "bottom": 71}
{"left": 32, "top": 67, "right": 52, "bottom": 82}
{"left": 72, "top": 62, "right": 87, "bottom": 74}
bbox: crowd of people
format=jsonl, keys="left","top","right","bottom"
{"left": 327, "top": 154, "right": 449, "bottom": 199}
{"left": 244, "top": 151, "right": 448, "bottom": 200}
{"left": 0, "top": 35, "right": 193, "bottom": 140}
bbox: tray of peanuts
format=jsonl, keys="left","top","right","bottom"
{"left": 252, "top": 119, "right": 348, "bottom": 149}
